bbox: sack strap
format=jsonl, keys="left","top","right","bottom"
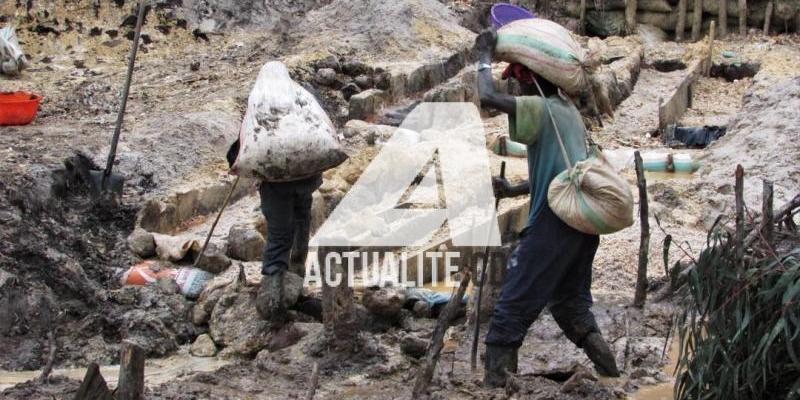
{"left": 531, "top": 75, "right": 573, "bottom": 171}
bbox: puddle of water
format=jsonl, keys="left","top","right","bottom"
{"left": 0, "top": 351, "right": 230, "bottom": 391}
{"left": 630, "top": 336, "right": 680, "bottom": 400}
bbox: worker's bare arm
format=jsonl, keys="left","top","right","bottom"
{"left": 493, "top": 176, "right": 530, "bottom": 199}
{"left": 476, "top": 29, "right": 516, "bottom": 116}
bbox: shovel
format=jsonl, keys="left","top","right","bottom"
{"left": 88, "top": 1, "right": 147, "bottom": 197}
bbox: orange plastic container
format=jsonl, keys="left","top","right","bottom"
{"left": 0, "top": 91, "right": 43, "bottom": 126}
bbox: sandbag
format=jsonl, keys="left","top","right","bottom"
{"left": 0, "top": 27, "right": 28, "bottom": 76}
{"left": 548, "top": 147, "right": 634, "bottom": 235}
{"left": 495, "top": 18, "right": 592, "bottom": 95}
{"left": 231, "top": 61, "right": 347, "bottom": 181}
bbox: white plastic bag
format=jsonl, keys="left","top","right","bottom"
{"left": 0, "top": 27, "right": 28, "bottom": 76}
{"left": 231, "top": 61, "right": 347, "bottom": 181}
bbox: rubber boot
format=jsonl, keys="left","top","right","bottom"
{"left": 483, "top": 345, "right": 518, "bottom": 388}
{"left": 582, "top": 332, "right": 621, "bottom": 377}
{"left": 256, "top": 270, "right": 288, "bottom": 326}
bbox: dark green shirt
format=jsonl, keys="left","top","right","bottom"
{"left": 509, "top": 95, "right": 589, "bottom": 226}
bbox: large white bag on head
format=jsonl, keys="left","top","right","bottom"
{"left": 231, "top": 61, "right": 347, "bottom": 181}
{"left": 0, "top": 27, "right": 28, "bottom": 76}
{"left": 495, "top": 18, "right": 592, "bottom": 95}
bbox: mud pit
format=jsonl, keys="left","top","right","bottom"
{"left": 2, "top": 1, "right": 799, "bottom": 399}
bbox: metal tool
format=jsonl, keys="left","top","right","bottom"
{"left": 470, "top": 161, "right": 506, "bottom": 371}
{"left": 88, "top": 1, "right": 146, "bottom": 197}
{"left": 192, "top": 176, "right": 241, "bottom": 268}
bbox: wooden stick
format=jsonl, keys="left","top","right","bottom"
{"left": 633, "top": 151, "right": 650, "bottom": 308}
{"left": 739, "top": 0, "right": 747, "bottom": 35}
{"left": 193, "top": 176, "right": 241, "bottom": 268}
{"left": 117, "top": 341, "right": 145, "bottom": 400}
{"left": 719, "top": 0, "right": 728, "bottom": 37}
{"left": 626, "top": 0, "right": 638, "bottom": 34}
{"left": 761, "top": 180, "right": 774, "bottom": 245}
{"left": 579, "top": 0, "right": 587, "bottom": 35}
{"left": 676, "top": 0, "right": 687, "bottom": 41}
{"left": 305, "top": 362, "right": 320, "bottom": 400}
{"left": 692, "top": 0, "right": 703, "bottom": 41}
{"left": 744, "top": 192, "right": 800, "bottom": 247}
{"left": 37, "top": 329, "right": 56, "bottom": 384}
{"left": 74, "top": 363, "right": 113, "bottom": 400}
{"left": 412, "top": 269, "right": 471, "bottom": 397}
{"left": 706, "top": 21, "right": 716, "bottom": 76}
{"left": 764, "top": 1, "right": 773, "bottom": 34}
{"left": 734, "top": 165, "right": 744, "bottom": 271}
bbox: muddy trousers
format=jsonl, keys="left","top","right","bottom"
{"left": 484, "top": 205, "right": 601, "bottom": 349}
{"left": 258, "top": 175, "right": 322, "bottom": 276}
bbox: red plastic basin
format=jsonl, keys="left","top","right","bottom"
{"left": 0, "top": 91, "right": 43, "bottom": 126}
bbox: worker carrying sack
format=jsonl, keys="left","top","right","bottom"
{"left": 527, "top": 76, "right": 633, "bottom": 235}
{"left": 231, "top": 61, "right": 347, "bottom": 181}
{"left": 495, "top": 18, "right": 595, "bottom": 96}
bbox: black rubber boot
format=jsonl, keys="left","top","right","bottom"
{"left": 483, "top": 345, "right": 519, "bottom": 388}
{"left": 582, "top": 332, "right": 621, "bottom": 377}
{"left": 256, "top": 270, "right": 287, "bottom": 325}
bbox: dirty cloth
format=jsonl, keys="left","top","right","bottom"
{"left": 510, "top": 95, "right": 588, "bottom": 226}
{"left": 259, "top": 175, "right": 321, "bottom": 276}
{"left": 404, "top": 288, "right": 468, "bottom": 311}
{"left": 484, "top": 204, "right": 600, "bottom": 348}
{"left": 668, "top": 125, "right": 727, "bottom": 148}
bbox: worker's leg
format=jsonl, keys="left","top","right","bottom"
{"left": 483, "top": 206, "right": 582, "bottom": 387}
{"left": 257, "top": 182, "right": 295, "bottom": 322}
{"left": 549, "top": 234, "right": 619, "bottom": 376}
{"left": 289, "top": 177, "right": 320, "bottom": 277}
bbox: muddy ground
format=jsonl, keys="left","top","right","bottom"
{"left": 2, "top": 1, "right": 799, "bottom": 399}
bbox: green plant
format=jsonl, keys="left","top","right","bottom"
{"left": 675, "top": 228, "right": 800, "bottom": 400}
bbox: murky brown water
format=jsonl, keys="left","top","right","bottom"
{"left": 630, "top": 336, "right": 680, "bottom": 400}
{"left": 0, "top": 351, "right": 230, "bottom": 391}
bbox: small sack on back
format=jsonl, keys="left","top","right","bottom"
{"left": 232, "top": 61, "right": 347, "bottom": 181}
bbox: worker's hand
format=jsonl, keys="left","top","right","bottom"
{"left": 475, "top": 28, "right": 497, "bottom": 55}
{"left": 492, "top": 176, "right": 512, "bottom": 199}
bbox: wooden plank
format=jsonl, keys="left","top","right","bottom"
{"left": 633, "top": 151, "right": 650, "bottom": 308}
{"left": 676, "top": 0, "right": 687, "bottom": 41}
{"left": 706, "top": 20, "right": 716, "bottom": 76}
{"left": 719, "top": 0, "right": 728, "bottom": 36}
{"left": 116, "top": 341, "right": 145, "bottom": 400}
{"left": 692, "top": 0, "right": 703, "bottom": 40}
{"left": 739, "top": 0, "right": 747, "bottom": 34}
{"left": 763, "top": 1, "right": 773, "bottom": 34}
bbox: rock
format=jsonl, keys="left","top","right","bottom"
{"left": 156, "top": 277, "right": 180, "bottom": 295}
{"left": 209, "top": 285, "right": 271, "bottom": 356}
{"left": 192, "top": 283, "right": 225, "bottom": 326}
{"left": 340, "top": 82, "right": 361, "bottom": 100}
{"left": 412, "top": 301, "right": 430, "bottom": 318}
{"left": 375, "top": 72, "right": 391, "bottom": 90}
{"left": 190, "top": 334, "right": 218, "bottom": 357}
{"left": 354, "top": 74, "right": 373, "bottom": 89}
{"left": 348, "top": 89, "right": 387, "bottom": 120}
{"left": 226, "top": 225, "right": 265, "bottom": 262}
{"left": 195, "top": 242, "right": 232, "bottom": 274}
{"left": 253, "top": 215, "right": 267, "bottom": 237}
{"left": 314, "top": 55, "right": 340, "bottom": 71}
{"left": 362, "top": 286, "right": 405, "bottom": 319}
{"left": 127, "top": 228, "right": 156, "bottom": 258}
{"left": 315, "top": 67, "right": 337, "bottom": 86}
{"left": 400, "top": 334, "right": 428, "bottom": 359}
{"left": 342, "top": 59, "right": 370, "bottom": 76}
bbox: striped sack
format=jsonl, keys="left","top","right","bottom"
{"left": 495, "top": 18, "right": 590, "bottom": 95}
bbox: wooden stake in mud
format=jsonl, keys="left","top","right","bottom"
{"left": 626, "top": 0, "right": 638, "bottom": 34}
{"left": 633, "top": 151, "right": 650, "bottom": 308}
{"left": 305, "top": 362, "right": 320, "bottom": 400}
{"left": 706, "top": 21, "right": 716, "bottom": 76}
{"left": 692, "top": 0, "right": 703, "bottom": 41}
{"left": 762, "top": 180, "right": 774, "bottom": 245}
{"left": 764, "top": 1, "right": 773, "bottom": 34}
{"left": 117, "top": 341, "right": 145, "bottom": 400}
{"left": 412, "top": 269, "right": 471, "bottom": 397}
{"left": 739, "top": 0, "right": 747, "bottom": 35}
{"left": 735, "top": 165, "right": 745, "bottom": 271}
{"left": 719, "top": 0, "right": 728, "bottom": 37}
{"left": 74, "top": 363, "right": 113, "bottom": 400}
{"left": 676, "top": 0, "right": 687, "bottom": 41}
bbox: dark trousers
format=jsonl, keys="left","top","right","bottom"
{"left": 258, "top": 175, "right": 321, "bottom": 276}
{"left": 485, "top": 204, "right": 601, "bottom": 348}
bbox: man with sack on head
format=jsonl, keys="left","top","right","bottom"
{"left": 475, "top": 24, "right": 620, "bottom": 387}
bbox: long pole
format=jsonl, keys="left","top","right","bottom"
{"left": 192, "top": 176, "right": 241, "bottom": 268}
{"left": 103, "top": 1, "right": 146, "bottom": 186}
{"left": 470, "top": 161, "right": 505, "bottom": 371}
